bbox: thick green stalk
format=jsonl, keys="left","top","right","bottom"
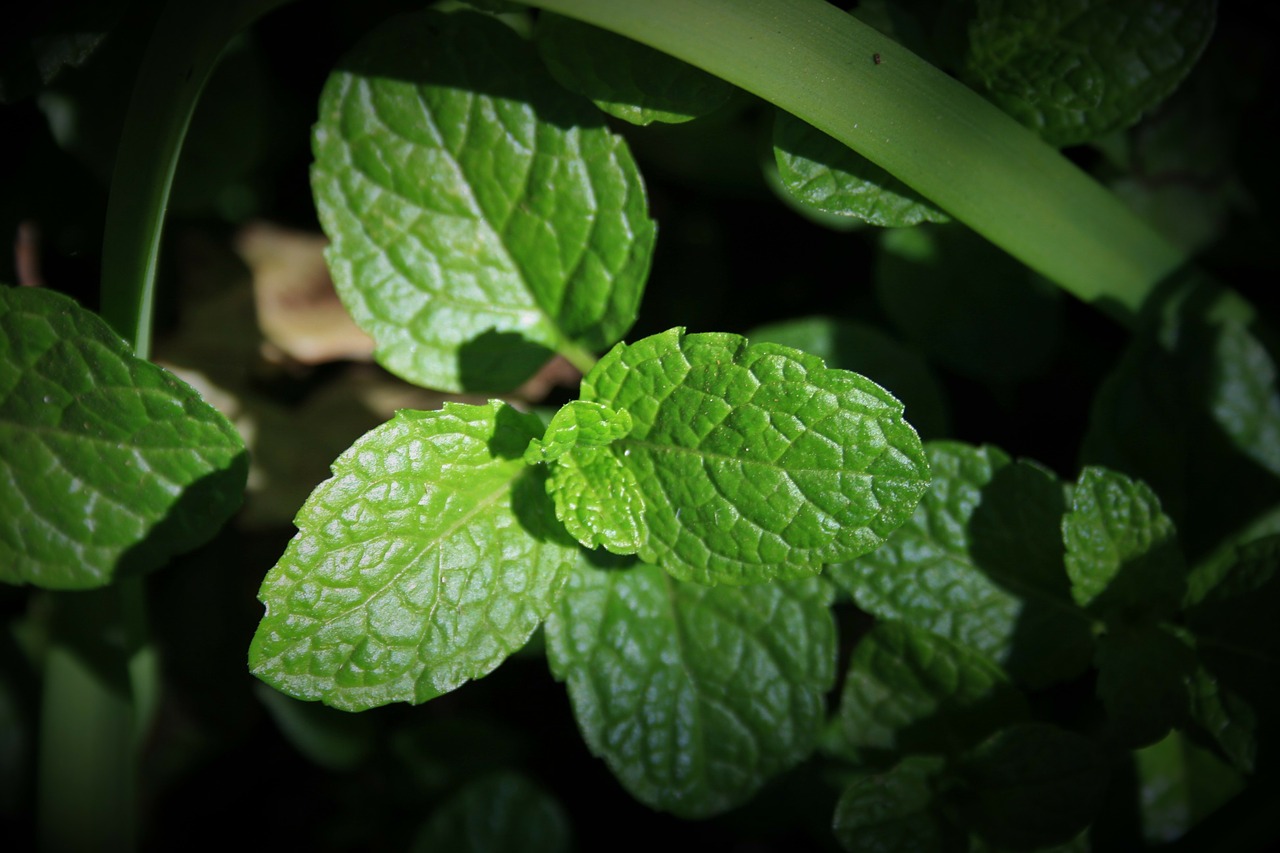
{"left": 513, "top": 0, "right": 1186, "bottom": 322}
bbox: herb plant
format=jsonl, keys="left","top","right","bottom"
{"left": 2, "top": 0, "right": 1278, "bottom": 850}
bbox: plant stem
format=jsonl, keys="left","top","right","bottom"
{"left": 513, "top": 0, "right": 1186, "bottom": 323}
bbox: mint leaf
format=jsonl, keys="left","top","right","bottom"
{"left": 876, "top": 224, "right": 1063, "bottom": 384}
{"left": 249, "top": 401, "right": 578, "bottom": 711}
{"left": 534, "top": 12, "right": 735, "bottom": 126}
{"left": 1083, "top": 276, "right": 1280, "bottom": 565}
{"left": 956, "top": 723, "right": 1108, "bottom": 851}
{"left": 0, "top": 286, "right": 246, "bottom": 589}
{"left": 1133, "top": 730, "right": 1246, "bottom": 844}
{"left": 832, "top": 442, "right": 1094, "bottom": 687}
{"left": 830, "top": 621, "right": 1029, "bottom": 763}
{"left": 1063, "top": 466, "right": 1185, "bottom": 619}
{"left": 832, "top": 756, "right": 954, "bottom": 853}
{"left": 544, "top": 560, "right": 835, "bottom": 817}
{"left": 558, "top": 327, "right": 930, "bottom": 585}
{"left": 524, "top": 400, "right": 632, "bottom": 464}
{"left": 964, "top": 0, "right": 1216, "bottom": 147}
{"left": 749, "top": 316, "right": 950, "bottom": 440}
{"left": 1094, "top": 624, "right": 1195, "bottom": 747}
{"left": 311, "top": 10, "right": 655, "bottom": 392}
{"left": 411, "top": 771, "right": 571, "bottom": 853}
{"left": 773, "top": 110, "right": 950, "bottom": 228}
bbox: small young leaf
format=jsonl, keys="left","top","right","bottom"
{"left": 0, "top": 286, "right": 246, "bottom": 589}
{"left": 555, "top": 327, "right": 930, "bottom": 586}
{"left": 544, "top": 560, "right": 835, "bottom": 818}
{"left": 1133, "top": 730, "right": 1246, "bottom": 845}
{"left": 311, "top": 10, "right": 655, "bottom": 392}
{"left": 830, "top": 620, "right": 1029, "bottom": 763}
{"left": 1094, "top": 624, "right": 1196, "bottom": 748}
{"left": 523, "top": 400, "right": 632, "bottom": 465}
{"left": 832, "top": 756, "right": 954, "bottom": 853}
{"left": 749, "top": 315, "right": 950, "bottom": 439}
{"left": 1062, "top": 466, "right": 1186, "bottom": 619}
{"left": 411, "top": 771, "right": 571, "bottom": 853}
{"left": 964, "top": 0, "right": 1217, "bottom": 147}
{"left": 956, "top": 723, "right": 1108, "bottom": 851}
{"left": 773, "top": 110, "right": 950, "bottom": 228}
{"left": 534, "top": 12, "right": 736, "bottom": 126}
{"left": 832, "top": 442, "right": 1094, "bottom": 687}
{"left": 250, "top": 401, "right": 579, "bottom": 711}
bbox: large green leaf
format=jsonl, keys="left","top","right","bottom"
{"left": 829, "top": 620, "right": 1028, "bottom": 763}
{"left": 311, "top": 10, "right": 655, "bottom": 392}
{"left": 964, "top": 0, "right": 1217, "bottom": 147}
{"left": 1062, "top": 466, "right": 1185, "bottom": 619}
{"left": 544, "top": 560, "right": 835, "bottom": 818}
{"left": 250, "top": 401, "right": 578, "bottom": 711}
{"left": 0, "top": 286, "right": 246, "bottom": 589}
{"left": 541, "top": 327, "right": 930, "bottom": 586}
{"left": 534, "top": 11, "right": 735, "bottom": 126}
{"left": 831, "top": 442, "right": 1094, "bottom": 687}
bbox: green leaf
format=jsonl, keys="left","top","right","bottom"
{"left": 311, "top": 10, "right": 655, "bottom": 392}
{"left": 1082, "top": 276, "right": 1280, "bottom": 566}
{"left": 1181, "top": 535, "right": 1280, "bottom": 771}
{"left": 832, "top": 442, "right": 1094, "bottom": 688}
{"left": 832, "top": 756, "right": 955, "bottom": 853}
{"left": 830, "top": 621, "right": 1029, "bottom": 763}
{"left": 1062, "top": 466, "right": 1185, "bottom": 619}
{"left": 556, "top": 327, "right": 930, "bottom": 585}
{"left": 956, "top": 723, "right": 1108, "bottom": 850}
{"left": 772, "top": 109, "right": 950, "bottom": 228}
{"left": 534, "top": 12, "right": 736, "bottom": 126}
{"left": 1094, "top": 624, "right": 1196, "bottom": 748}
{"left": 524, "top": 400, "right": 632, "bottom": 464}
{"left": 876, "top": 223, "right": 1063, "bottom": 384}
{"left": 249, "top": 401, "right": 578, "bottom": 711}
{"left": 1133, "top": 730, "right": 1246, "bottom": 845}
{"left": 0, "top": 286, "right": 247, "bottom": 589}
{"left": 749, "top": 315, "right": 950, "bottom": 439}
{"left": 963, "top": 0, "right": 1217, "bottom": 147}
{"left": 544, "top": 559, "right": 835, "bottom": 818}
{"left": 411, "top": 771, "right": 571, "bottom": 853}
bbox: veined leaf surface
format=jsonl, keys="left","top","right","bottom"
{"left": 250, "top": 401, "right": 578, "bottom": 711}
{"left": 311, "top": 10, "right": 655, "bottom": 392}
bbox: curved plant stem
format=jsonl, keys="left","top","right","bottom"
{"left": 513, "top": 0, "right": 1186, "bottom": 323}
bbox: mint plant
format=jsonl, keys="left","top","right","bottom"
{"left": 3, "top": 0, "right": 1278, "bottom": 849}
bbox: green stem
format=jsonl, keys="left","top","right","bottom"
{"left": 513, "top": 0, "right": 1186, "bottom": 322}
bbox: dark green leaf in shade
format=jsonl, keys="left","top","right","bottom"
{"left": 0, "top": 286, "right": 247, "bottom": 589}
{"left": 963, "top": 0, "right": 1217, "bottom": 147}
{"left": 253, "top": 682, "right": 375, "bottom": 770}
{"left": 876, "top": 223, "right": 1063, "bottom": 384}
{"left": 1182, "top": 535, "right": 1280, "bottom": 772}
{"left": 411, "top": 771, "right": 571, "bottom": 853}
{"left": 534, "top": 12, "right": 736, "bottom": 126}
{"left": 772, "top": 110, "right": 950, "bottom": 228}
{"left": 544, "top": 560, "right": 835, "bottom": 818}
{"left": 1082, "top": 275, "right": 1280, "bottom": 569}
{"left": 1133, "top": 729, "right": 1246, "bottom": 845}
{"left": 852, "top": 0, "right": 975, "bottom": 73}
{"left": 830, "top": 621, "right": 1029, "bottom": 763}
{"left": 956, "top": 723, "right": 1108, "bottom": 851}
{"left": 831, "top": 442, "right": 1095, "bottom": 688}
{"left": 1094, "top": 624, "right": 1196, "bottom": 748}
{"left": 311, "top": 10, "right": 655, "bottom": 392}
{"left": 1062, "top": 466, "right": 1186, "bottom": 619}
{"left": 561, "top": 327, "right": 930, "bottom": 586}
{"left": 749, "top": 316, "right": 950, "bottom": 439}
{"left": 832, "top": 756, "right": 956, "bottom": 853}
{"left": 249, "top": 401, "right": 579, "bottom": 711}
